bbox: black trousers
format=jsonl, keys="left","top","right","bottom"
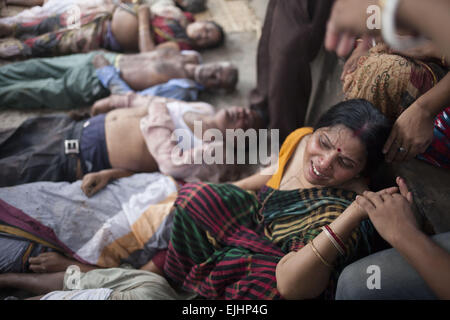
{"left": 0, "top": 115, "right": 83, "bottom": 187}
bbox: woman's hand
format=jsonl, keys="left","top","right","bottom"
{"left": 351, "top": 185, "right": 399, "bottom": 221}
{"left": 356, "top": 177, "right": 418, "bottom": 246}
{"left": 383, "top": 102, "right": 435, "bottom": 163}
{"left": 81, "top": 171, "right": 110, "bottom": 197}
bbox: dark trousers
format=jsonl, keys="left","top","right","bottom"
{"left": 250, "top": 0, "right": 334, "bottom": 141}
{"left": 0, "top": 115, "right": 83, "bottom": 187}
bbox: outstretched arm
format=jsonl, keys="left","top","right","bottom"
{"left": 138, "top": 5, "right": 155, "bottom": 52}
{"left": 91, "top": 93, "right": 161, "bottom": 115}
{"left": 325, "top": 0, "right": 450, "bottom": 61}
{"left": 383, "top": 72, "right": 450, "bottom": 162}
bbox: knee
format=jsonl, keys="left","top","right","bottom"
{"left": 335, "top": 263, "right": 369, "bottom": 300}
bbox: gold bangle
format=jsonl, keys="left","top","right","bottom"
{"left": 309, "top": 240, "right": 333, "bottom": 269}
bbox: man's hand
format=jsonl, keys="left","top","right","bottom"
{"left": 383, "top": 102, "right": 435, "bottom": 163}
{"left": 325, "top": 0, "right": 379, "bottom": 57}
{"left": 351, "top": 185, "right": 399, "bottom": 221}
{"left": 356, "top": 177, "right": 418, "bottom": 246}
{"left": 91, "top": 94, "right": 135, "bottom": 116}
{"left": 92, "top": 54, "right": 111, "bottom": 69}
{"left": 91, "top": 97, "right": 116, "bottom": 116}
{"left": 81, "top": 171, "right": 110, "bottom": 197}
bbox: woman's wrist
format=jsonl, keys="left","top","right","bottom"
{"left": 342, "top": 202, "right": 366, "bottom": 229}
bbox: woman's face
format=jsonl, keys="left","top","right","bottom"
{"left": 303, "top": 125, "right": 367, "bottom": 187}
{"left": 186, "top": 21, "right": 221, "bottom": 48}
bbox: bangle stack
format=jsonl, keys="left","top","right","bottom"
{"left": 309, "top": 240, "right": 333, "bottom": 269}
{"left": 321, "top": 225, "right": 346, "bottom": 256}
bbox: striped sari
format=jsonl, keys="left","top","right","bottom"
{"left": 163, "top": 183, "right": 375, "bottom": 300}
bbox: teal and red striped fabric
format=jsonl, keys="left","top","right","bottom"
{"left": 164, "top": 183, "right": 375, "bottom": 300}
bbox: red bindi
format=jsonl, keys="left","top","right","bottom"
{"left": 337, "top": 148, "right": 341, "bottom": 152}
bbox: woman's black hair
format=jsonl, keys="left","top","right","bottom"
{"left": 314, "top": 99, "right": 392, "bottom": 176}
{"left": 203, "top": 21, "right": 225, "bottom": 49}
{"left": 176, "top": 0, "right": 207, "bottom": 13}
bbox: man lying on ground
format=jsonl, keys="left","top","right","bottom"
{"left": 0, "top": 47, "right": 237, "bottom": 109}
{"left": 0, "top": 94, "right": 263, "bottom": 195}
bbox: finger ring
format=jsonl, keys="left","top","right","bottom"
{"left": 398, "top": 147, "right": 407, "bottom": 153}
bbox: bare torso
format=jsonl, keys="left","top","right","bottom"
{"left": 111, "top": 7, "right": 139, "bottom": 52}
{"left": 117, "top": 49, "right": 193, "bottom": 91}
{"left": 103, "top": 98, "right": 209, "bottom": 174}
{"left": 104, "top": 106, "right": 158, "bottom": 172}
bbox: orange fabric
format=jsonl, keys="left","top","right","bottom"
{"left": 266, "top": 127, "right": 313, "bottom": 189}
{"left": 96, "top": 192, "right": 178, "bottom": 268}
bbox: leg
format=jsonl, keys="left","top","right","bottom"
{"left": 0, "top": 272, "right": 65, "bottom": 296}
{"left": 0, "top": 56, "right": 108, "bottom": 109}
{"left": 6, "top": 0, "right": 45, "bottom": 6}
{"left": 336, "top": 232, "right": 450, "bottom": 300}
{"left": 13, "top": 14, "right": 64, "bottom": 38}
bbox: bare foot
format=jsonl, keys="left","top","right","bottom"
{"left": 0, "top": 23, "right": 13, "bottom": 38}
{"left": 28, "top": 252, "right": 79, "bottom": 273}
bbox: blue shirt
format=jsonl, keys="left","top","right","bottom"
{"left": 95, "top": 65, "right": 204, "bottom": 101}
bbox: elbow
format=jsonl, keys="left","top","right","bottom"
{"left": 276, "top": 263, "right": 325, "bottom": 300}
{"left": 276, "top": 281, "right": 322, "bottom": 300}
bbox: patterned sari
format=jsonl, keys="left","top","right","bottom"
{"left": 163, "top": 182, "right": 375, "bottom": 300}
{"left": 344, "top": 43, "right": 450, "bottom": 169}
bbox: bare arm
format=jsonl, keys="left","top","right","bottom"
{"left": 396, "top": 0, "right": 450, "bottom": 62}
{"left": 91, "top": 93, "right": 162, "bottom": 115}
{"left": 138, "top": 5, "right": 155, "bottom": 52}
{"left": 383, "top": 72, "right": 450, "bottom": 162}
{"left": 276, "top": 203, "right": 363, "bottom": 299}
{"left": 325, "top": 0, "right": 450, "bottom": 60}
{"left": 277, "top": 186, "right": 399, "bottom": 299}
